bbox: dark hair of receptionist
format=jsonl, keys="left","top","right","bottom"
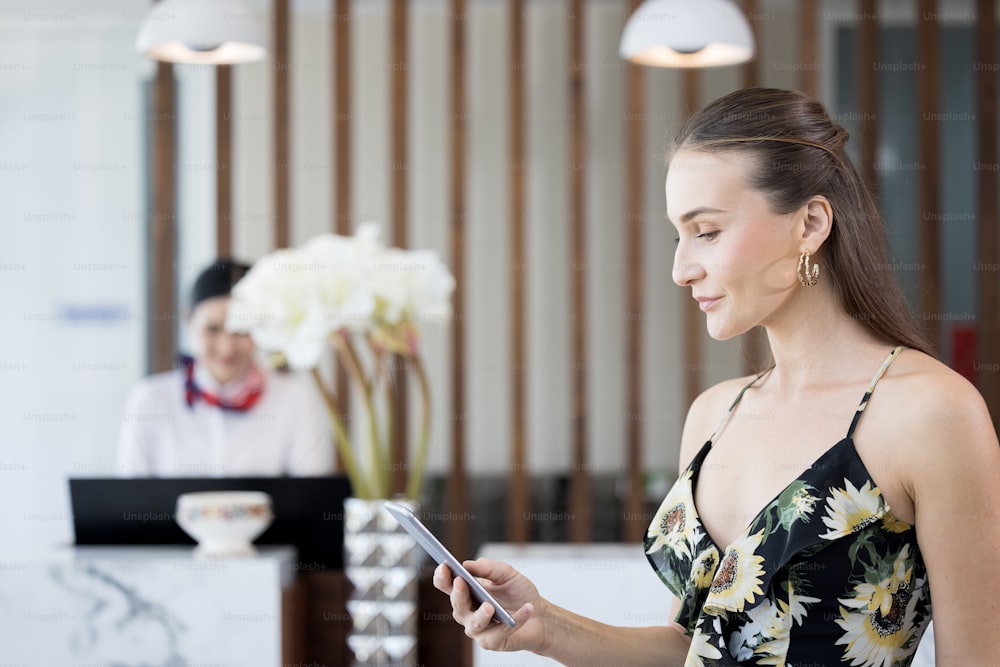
{"left": 667, "top": 86, "right": 933, "bottom": 360}
{"left": 189, "top": 258, "right": 250, "bottom": 312}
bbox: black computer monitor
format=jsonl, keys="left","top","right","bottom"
{"left": 69, "top": 476, "right": 352, "bottom": 569}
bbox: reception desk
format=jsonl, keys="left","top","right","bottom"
{"left": 0, "top": 544, "right": 470, "bottom": 666}
{"left": 0, "top": 546, "right": 296, "bottom": 666}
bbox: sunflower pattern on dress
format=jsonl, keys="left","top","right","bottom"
{"left": 645, "top": 346, "right": 932, "bottom": 666}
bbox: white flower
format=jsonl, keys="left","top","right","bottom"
{"left": 791, "top": 489, "right": 819, "bottom": 519}
{"left": 646, "top": 471, "right": 703, "bottom": 561}
{"left": 705, "top": 530, "right": 767, "bottom": 613}
{"left": 227, "top": 246, "right": 346, "bottom": 368}
{"left": 819, "top": 479, "right": 884, "bottom": 540}
{"left": 224, "top": 223, "right": 455, "bottom": 499}
{"left": 226, "top": 224, "right": 454, "bottom": 368}
{"left": 785, "top": 583, "right": 820, "bottom": 626}
{"left": 300, "top": 227, "right": 380, "bottom": 332}
{"left": 371, "top": 247, "right": 455, "bottom": 326}
{"left": 685, "top": 624, "right": 723, "bottom": 666}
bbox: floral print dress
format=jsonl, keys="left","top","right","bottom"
{"left": 645, "top": 346, "right": 932, "bottom": 666}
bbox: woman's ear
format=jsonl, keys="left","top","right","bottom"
{"left": 801, "top": 195, "right": 833, "bottom": 250}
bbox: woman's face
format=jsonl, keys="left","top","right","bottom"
{"left": 667, "top": 149, "right": 803, "bottom": 341}
{"left": 189, "top": 296, "right": 255, "bottom": 384}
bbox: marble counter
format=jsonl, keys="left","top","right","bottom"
{"left": 0, "top": 545, "right": 296, "bottom": 667}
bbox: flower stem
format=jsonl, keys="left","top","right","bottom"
{"left": 309, "top": 367, "right": 370, "bottom": 499}
{"left": 337, "top": 333, "right": 386, "bottom": 497}
{"left": 372, "top": 340, "right": 396, "bottom": 496}
{"left": 405, "top": 353, "right": 433, "bottom": 500}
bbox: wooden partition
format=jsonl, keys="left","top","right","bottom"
{"left": 798, "top": 0, "right": 818, "bottom": 98}
{"left": 446, "top": 0, "right": 471, "bottom": 557}
{"left": 216, "top": 66, "right": 232, "bottom": 256}
{"left": 857, "top": 0, "right": 879, "bottom": 192}
{"left": 567, "top": 0, "right": 592, "bottom": 543}
{"left": 390, "top": 0, "right": 410, "bottom": 496}
{"left": 273, "top": 0, "right": 290, "bottom": 249}
{"left": 332, "top": 0, "right": 352, "bottom": 474}
{"left": 507, "top": 0, "right": 530, "bottom": 544}
{"left": 133, "top": 3, "right": 1000, "bottom": 664}
{"left": 681, "top": 69, "right": 701, "bottom": 413}
{"left": 142, "top": 0, "right": 1000, "bottom": 551}
{"left": 622, "top": 0, "right": 647, "bottom": 543}
{"left": 150, "top": 61, "right": 175, "bottom": 373}
{"left": 740, "top": 0, "right": 767, "bottom": 374}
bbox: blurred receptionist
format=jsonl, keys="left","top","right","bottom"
{"left": 117, "top": 259, "right": 334, "bottom": 477}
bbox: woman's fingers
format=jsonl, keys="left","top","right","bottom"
{"left": 462, "top": 558, "right": 512, "bottom": 585}
{"left": 463, "top": 600, "right": 495, "bottom": 637}
{"left": 466, "top": 602, "right": 536, "bottom": 651}
{"left": 449, "top": 571, "right": 475, "bottom": 618}
{"left": 436, "top": 559, "right": 536, "bottom": 652}
{"left": 432, "top": 563, "right": 453, "bottom": 594}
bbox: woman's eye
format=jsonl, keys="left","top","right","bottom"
{"left": 696, "top": 231, "right": 719, "bottom": 241}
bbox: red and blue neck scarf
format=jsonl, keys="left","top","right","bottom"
{"left": 181, "top": 356, "right": 265, "bottom": 412}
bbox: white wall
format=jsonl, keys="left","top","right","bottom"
{"left": 0, "top": 3, "right": 148, "bottom": 546}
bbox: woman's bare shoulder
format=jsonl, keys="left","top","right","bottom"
{"left": 883, "top": 349, "right": 997, "bottom": 454}
{"left": 678, "top": 373, "right": 763, "bottom": 468}
{"left": 889, "top": 350, "right": 990, "bottom": 415}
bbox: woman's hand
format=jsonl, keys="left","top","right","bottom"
{"left": 433, "top": 558, "right": 546, "bottom": 653}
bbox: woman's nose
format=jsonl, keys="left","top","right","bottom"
{"left": 672, "top": 244, "right": 704, "bottom": 287}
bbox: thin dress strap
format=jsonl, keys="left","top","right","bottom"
{"left": 846, "top": 345, "right": 906, "bottom": 439}
{"left": 708, "top": 365, "right": 775, "bottom": 444}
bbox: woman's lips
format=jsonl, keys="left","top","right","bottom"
{"left": 695, "top": 296, "right": 722, "bottom": 312}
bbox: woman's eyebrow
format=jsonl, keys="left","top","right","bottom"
{"left": 679, "top": 206, "right": 725, "bottom": 223}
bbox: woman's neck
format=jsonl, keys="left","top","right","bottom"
{"left": 194, "top": 361, "right": 253, "bottom": 392}
{"left": 762, "top": 284, "right": 887, "bottom": 395}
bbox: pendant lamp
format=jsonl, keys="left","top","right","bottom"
{"left": 135, "top": 0, "right": 266, "bottom": 65}
{"left": 619, "top": 0, "right": 755, "bottom": 68}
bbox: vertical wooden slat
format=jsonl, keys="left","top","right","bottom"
{"left": 682, "top": 70, "right": 702, "bottom": 410}
{"left": 567, "top": 0, "right": 591, "bottom": 543}
{"left": 857, "top": 0, "right": 879, "bottom": 192}
{"left": 274, "top": 0, "right": 290, "bottom": 249}
{"left": 152, "top": 61, "right": 176, "bottom": 373}
{"left": 390, "top": 0, "right": 409, "bottom": 496}
{"left": 216, "top": 65, "right": 232, "bottom": 257}
{"left": 741, "top": 0, "right": 759, "bottom": 89}
{"left": 332, "top": 0, "right": 352, "bottom": 475}
{"left": 976, "top": 0, "right": 1000, "bottom": 429}
{"left": 740, "top": 0, "right": 767, "bottom": 375}
{"left": 623, "top": 0, "right": 645, "bottom": 543}
{"left": 798, "top": 0, "right": 818, "bottom": 98}
{"left": 507, "top": 0, "right": 530, "bottom": 544}
{"left": 334, "top": 0, "right": 352, "bottom": 239}
{"left": 916, "top": 0, "right": 941, "bottom": 352}
{"left": 446, "top": 0, "right": 470, "bottom": 558}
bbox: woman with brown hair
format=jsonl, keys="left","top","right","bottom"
{"left": 434, "top": 87, "right": 1000, "bottom": 665}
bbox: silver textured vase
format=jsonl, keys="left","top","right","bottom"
{"left": 343, "top": 497, "right": 422, "bottom": 666}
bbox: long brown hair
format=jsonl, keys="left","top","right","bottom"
{"left": 668, "top": 87, "right": 933, "bottom": 358}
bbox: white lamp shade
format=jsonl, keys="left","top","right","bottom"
{"left": 619, "top": 0, "right": 755, "bottom": 68}
{"left": 135, "top": 0, "right": 266, "bottom": 65}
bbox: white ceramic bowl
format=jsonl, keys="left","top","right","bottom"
{"left": 175, "top": 491, "right": 274, "bottom": 558}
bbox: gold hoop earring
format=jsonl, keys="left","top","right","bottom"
{"left": 797, "top": 251, "right": 819, "bottom": 286}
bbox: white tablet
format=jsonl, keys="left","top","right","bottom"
{"left": 383, "top": 501, "right": 517, "bottom": 628}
